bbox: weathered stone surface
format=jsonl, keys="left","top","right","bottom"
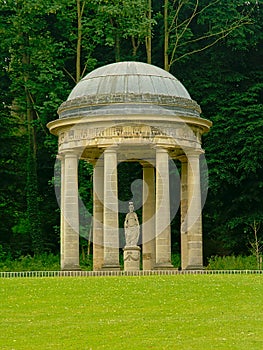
{"left": 47, "top": 62, "right": 212, "bottom": 271}
{"left": 142, "top": 164, "right": 155, "bottom": 270}
{"left": 124, "top": 202, "right": 140, "bottom": 247}
{"left": 123, "top": 246, "right": 141, "bottom": 271}
{"left": 102, "top": 148, "right": 120, "bottom": 271}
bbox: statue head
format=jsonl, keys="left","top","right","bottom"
{"left": 129, "top": 201, "right": 134, "bottom": 212}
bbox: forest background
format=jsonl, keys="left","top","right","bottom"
{"left": 0, "top": 0, "right": 262, "bottom": 267}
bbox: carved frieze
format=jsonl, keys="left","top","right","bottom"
{"left": 58, "top": 124, "right": 201, "bottom": 147}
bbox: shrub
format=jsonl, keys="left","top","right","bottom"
{"left": 80, "top": 254, "right": 93, "bottom": 270}
{"left": 206, "top": 255, "right": 259, "bottom": 270}
{"left": 171, "top": 253, "right": 181, "bottom": 268}
{"left": 0, "top": 253, "right": 60, "bottom": 272}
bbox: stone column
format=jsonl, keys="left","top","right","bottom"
{"left": 62, "top": 151, "right": 80, "bottom": 270}
{"left": 102, "top": 148, "right": 120, "bottom": 270}
{"left": 155, "top": 147, "right": 173, "bottom": 269}
{"left": 58, "top": 154, "right": 65, "bottom": 269}
{"left": 142, "top": 163, "right": 155, "bottom": 270}
{"left": 186, "top": 150, "right": 203, "bottom": 269}
{"left": 93, "top": 159, "right": 104, "bottom": 270}
{"left": 179, "top": 156, "right": 188, "bottom": 270}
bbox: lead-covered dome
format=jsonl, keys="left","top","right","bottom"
{"left": 58, "top": 61, "right": 201, "bottom": 119}
{"left": 68, "top": 61, "right": 191, "bottom": 100}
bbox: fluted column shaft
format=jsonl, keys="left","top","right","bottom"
{"left": 186, "top": 151, "right": 203, "bottom": 269}
{"left": 62, "top": 151, "right": 80, "bottom": 270}
{"left": 155, "top": 148, "right": 173, "bottom": 269}
{"left": 102, "top": 148, "right": 120, "bottom": 270}
{"left": 93, "top": 160, "right": 104, "bottom": 270}
{"left": 142, "top": 163, "right": 155, "bottom": 270}
{"left": 180, "top": 157, "right": 188, "bottom": 270}
{"left": 59, "top": 155, "right": 65, "bottom": 269}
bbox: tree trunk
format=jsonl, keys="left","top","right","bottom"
{"left": 115, "top": 30, "right": 121, "bottom": 62}
{"left": 145, "top": 0, "right": 152, "bottom": 64}
{"left": 131, "top": 36, "right": 140, "bottom": 57}
{"left": 164, "top": 0, "right": 169, "bottom": 71}
{"left": 22, "top": 49, "right": 43, "bottom": 255}
{"left": 76, "top": 0, "right": 82, "bottom": 83}
{"left": 26, "top": 114, "right": 42, "bottom": 255}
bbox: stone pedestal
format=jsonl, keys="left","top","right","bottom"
{"left": 123, "top": 246, "right": 141, "bottom": 271}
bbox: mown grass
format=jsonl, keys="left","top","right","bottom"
{"left": 1, "top": 275, "right": 263, "bottom": 349}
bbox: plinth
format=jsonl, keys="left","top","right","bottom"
{"left": 123, "top": 246, "right": 141, "bottom": 271}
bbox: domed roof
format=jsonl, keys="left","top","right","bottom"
{"left": 58, "top": 61, "right": 202, "bottom": 120}
{"left": 48, "top": 61, "right": 212, "bottom": 147}
{"left": 67, "top": 61, "right": 191, "bottom": 101}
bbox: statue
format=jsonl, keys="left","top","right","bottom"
{"left": 124, "top": 202, "right": 140, "bottom": 247}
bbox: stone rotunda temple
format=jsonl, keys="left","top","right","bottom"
{"left": 47, "top": 61, "right": 212, "bottom": 271}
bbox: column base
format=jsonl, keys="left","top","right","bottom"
{"left": 101, "top": 264, "right": 121, "bottom": 271}
{"left": 154, "top": 263, "right": 175, "bottom": 270}
{"left": 184, "top": 265, "right": 204, "bottom": 270}
{"left": 143, "top": 253, "right": 154, "bottom": 271}
{"left": 93, "top": 256, "right": 104, "bottom": 271}
{"left": 61, "top": 265, "right": 81, "bottom": 271}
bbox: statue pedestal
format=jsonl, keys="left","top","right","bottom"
{"left": 123, "top": 246, "right": 141, "bottom": 271}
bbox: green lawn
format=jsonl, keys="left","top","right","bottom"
{"left": 1, "top": 275, "right": 263, "bottom": 349}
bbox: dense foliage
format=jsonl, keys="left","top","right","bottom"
{"left": 0, "top": 0, "right": 262, "bottom": 261}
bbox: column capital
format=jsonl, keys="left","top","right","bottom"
{"left": 56, "top": 154, "right": 64, "bottom": 161}
{"left": 141, "top": 160, "right": 155, "bottom": 168}
{"left": 155, "top": 145, "right": 169, "bottom": 153}
{"left": 60, "top": 149, "right": 81, "bottom": 158}
{"left": 184, "top": 148, "right": 204, "bottom": 158}
{"left": 93, "top": 158, "right": 104, "bottom": 168}
{"left": 177, "top": 155, "right": 188, "bottom": 163}
{"left": 103, "top": 145, "right": 118, "bottom": 154}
